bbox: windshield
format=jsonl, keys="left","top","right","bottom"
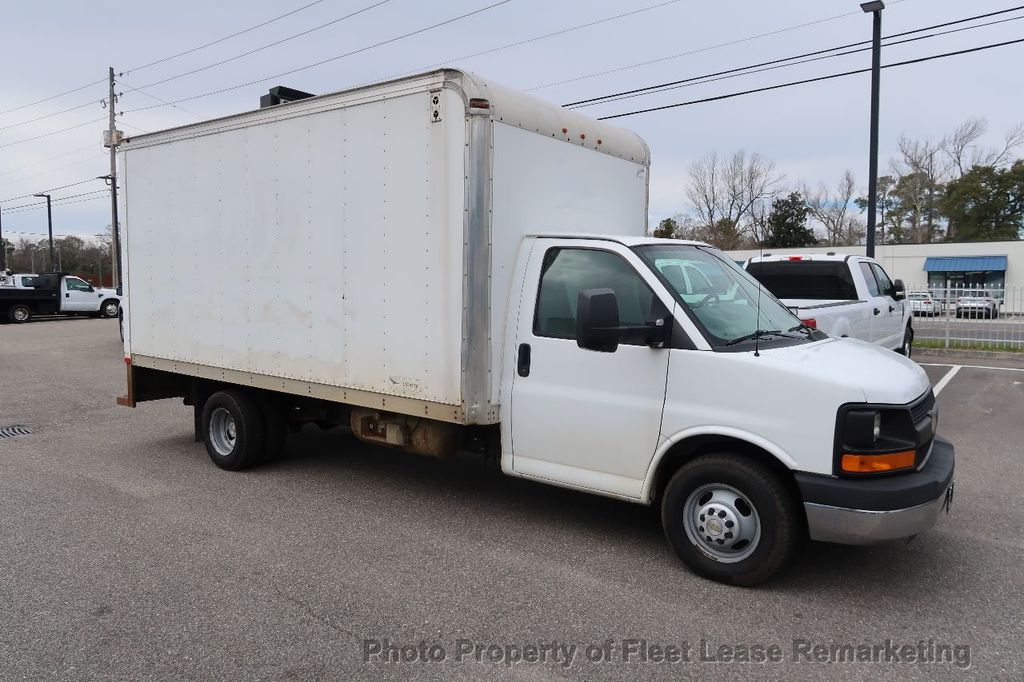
{"left": 634, "top": 244, "right": 805, "bottom": 345}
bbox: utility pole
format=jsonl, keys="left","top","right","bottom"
{"left": 33, "top": 193, "right": 55, "bottom": 271}
{"left": 861, "top": 1, "right": 884, "bottom": 258}
{"left": 0, "top": 204, "right": 6, "bottom": 271}
{"left": 104, "top": 67, "right": 124, "bottom": 289}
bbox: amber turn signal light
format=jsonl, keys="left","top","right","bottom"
{"left": 841, "top": 450, "right": 915, "bottom": 473}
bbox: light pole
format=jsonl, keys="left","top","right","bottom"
{"left": 862, "top": 0, "right": 884, "bottom": 258}
{"left": 32, "top": 193, "right": 56, "bottom": 271}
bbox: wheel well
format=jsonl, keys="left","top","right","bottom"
{"left": 651, "top": 435, "right": 800, "bottom": 508}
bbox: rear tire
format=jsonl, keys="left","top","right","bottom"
{"left": 897, "top": 325, "right": 913, "bottom": 356}
{"left": 100, "top": 299, "right": 120, "bottom": 318}
{"left": 8, "top": 305, "right": 32, "bottom": 323}
{"left": 201, "top": 390, "right": 265, "bottom": 470}
{"left": 661, "top": 453, "right": 800, "bottom": 586}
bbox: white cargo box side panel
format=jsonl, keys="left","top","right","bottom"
{"left": 488, "top": 122, "right": 649, "bottom": 404}
{"left": 124, "top": 88, "right": 466, "bottom": 407}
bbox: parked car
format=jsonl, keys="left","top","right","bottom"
{"left": 0, "top": 272, "right": 121, "bottom": 323}
{"left": 908, "top": 291, "right": 943, "bottom": 316}
{"left": 955, "top": 290, "right": 999, "bottom": 318}
{"left": 744, "top": 254, "right": 914, "bottom": 355}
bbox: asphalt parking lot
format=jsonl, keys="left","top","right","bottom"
{"left": 2, "top": 319, "right": 1022, "bottom": 680}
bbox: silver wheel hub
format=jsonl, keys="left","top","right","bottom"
{"left": 14, "top": 309, "right": 27, "bottom": 321}
{"left": 209, "top": 407, "right": 238, "bottom": 457}
{"left": 683, "top": 484, "right": 761, "bottom": 563}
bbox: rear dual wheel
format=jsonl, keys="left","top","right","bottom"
{"left": 8, "top": 305, "right": 32, "bottom": 323}
{"left": 201, "top": 389, "right": 288, "bottom": 470}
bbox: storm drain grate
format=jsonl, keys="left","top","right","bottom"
{"left": 0, "top": 425, "right": 32, "bottom": 439}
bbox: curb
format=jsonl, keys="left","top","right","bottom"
{"left": 913, "top": 347, "right": 1024, "bottom": 363}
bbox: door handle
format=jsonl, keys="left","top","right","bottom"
{"left": 873, "top": 308, "right": 880, "bottom": 315}
{"left": 65, "top": 293, "right": 70, "bottom": 298}
{"left": 517, "top": 343, "right": 531, "bottom": 377}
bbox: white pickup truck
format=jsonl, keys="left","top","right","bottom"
{"left": 0, "top": 272, "right": 121, "bottom": 323}
{"left": 117, "top": 69, "right": 953, "bottom": 586}
{"left": 744, "top": 254, "right": 914, "bottom": 355}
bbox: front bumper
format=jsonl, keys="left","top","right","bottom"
{"left": 795, "top": 436, "right": 955, "bottom": 545}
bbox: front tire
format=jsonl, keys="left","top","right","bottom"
{"left": 8, "top": 305, "right": 32, "bottom": 323}
{"left": 661, "top": 454, "right": 800, "bottom": 586}
{"left": 201, "top": 390, "right": 265, "bottom": 470}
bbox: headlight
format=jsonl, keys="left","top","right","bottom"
{"left": 838, "top": 407, "right": 919, "bottom": 475}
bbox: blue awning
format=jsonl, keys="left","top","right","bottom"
{"left": 923, "top": 255, "right": 1007, "bottom": 272}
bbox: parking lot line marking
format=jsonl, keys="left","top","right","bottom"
{"left": 932, "top": 365, "right": 962, "bottom": 396}
{"left": 920, "top": 363, "right": 1024, "bottom": 373}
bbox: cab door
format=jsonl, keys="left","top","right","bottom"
{"left": 62, "top": 277, "right": 97, "bottom": 312}
{"left": 869, "top": 263, "right": 905, "bottom": 348}
{"left": 507, "top": 240, "right": 671, "bottom": 499}
{"left": 857, "top": 261, "right": 888, "bottom": 345}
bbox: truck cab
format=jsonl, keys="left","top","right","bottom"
{"left": 502, "top": 236, "right": 951, "bottom": 584}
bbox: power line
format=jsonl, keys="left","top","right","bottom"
{"left": 124, "top": 0, "right": 329, "bottom": 73}
{"left": 0, "top": 117, "right": 106, "bottom": 151}
{"left": 0, "top": 153, "right": 106, "bottom": 191}
{"left": 132, "top": 0, "right": 393, "bottom": 91}
{"left": 597, "top": 36, "right": 1024, "bottom": 121}
{"left": 1, "top": 178, "right": 104, "bottom": 203}
{"left": 525, "top": 0, "right": 911, "bottom": 92}
{"left": 569, "top": 11, "right": 1024, "bottom": 109}
{"left": 0, "top": 144, "right": 98, "bottom": 179}
{"left": 0, "top": 0, "right": 329, "bottom": 119}
{"left": 1, "top": 195, "right": 108, "bottom": 216}
{"left": 118, "top": 79, "right": 205, "bottom": 120}
{"left": 0, "top": 99, "right": 102, "bottom": 133}
{"left": 369, "top": 0, "right": 684, "bottom": 85}
{"left": 0, "top": 80, "right": 106, "bottom": 119}
{"left": 123, "top": 0, "right": 515, "bottom": 114}
{"left": 0, "top": 189, "right": 108, "bottom": 214}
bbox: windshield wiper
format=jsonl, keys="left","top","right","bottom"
{"left": 725, "top": 329, "right": 783, "bottom": 346}
{"left": 788, "top": 323, "right": 816, "bottom": 336}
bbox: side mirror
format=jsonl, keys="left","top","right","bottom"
{"left": 577, "top": 288, "right": 620, "bottom": 353}
{"left": 87, "top": 285, "right": 95, "bottom": 292}
{"left": 892, "top": 279, "right": 906, "bottom": 301}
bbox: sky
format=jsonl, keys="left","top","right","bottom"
{"left": 1, "top": 0, "right": 1023, "bottom": 241}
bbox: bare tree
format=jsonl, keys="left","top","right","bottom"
{"left": 942, "top": 118, "right": 1024, "bottom": 177}
{"left": 804, "top": 171, "right": 859, "bottom": 246}
{"left": 685, "top": 151, "right": 781, "bottom": 245}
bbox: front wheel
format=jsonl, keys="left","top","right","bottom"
{"left": 661, "top": 454, "right": 800, "bottom": 586}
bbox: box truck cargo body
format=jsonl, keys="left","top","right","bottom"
{"left": 120, "top": 69, "right": 649, "bottom": 424}
{"left": 119, "top": 70, "right": 954, "bottom": 586}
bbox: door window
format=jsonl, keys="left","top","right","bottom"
{"left": 534, "top": 248, "right": 656, "bottom": 345}
{"left": 870, "top": 264, "right": 894, "bottom": 297}
{"left": 65, "top": 277, "right": 92, "bottom": 291}
{"left": 859, "top": 263, "right": 881, "bottom": 297}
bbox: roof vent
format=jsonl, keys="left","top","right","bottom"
{"left": 260, "top": 86, "right": 315, "bottom": 108}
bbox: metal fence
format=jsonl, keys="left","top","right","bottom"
{"left": 907, "top": 286, "right": 1024, "bottom": 351}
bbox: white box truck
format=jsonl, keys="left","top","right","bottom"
{"left": 118, "top": 69, "right": 954, "bottom": 585}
